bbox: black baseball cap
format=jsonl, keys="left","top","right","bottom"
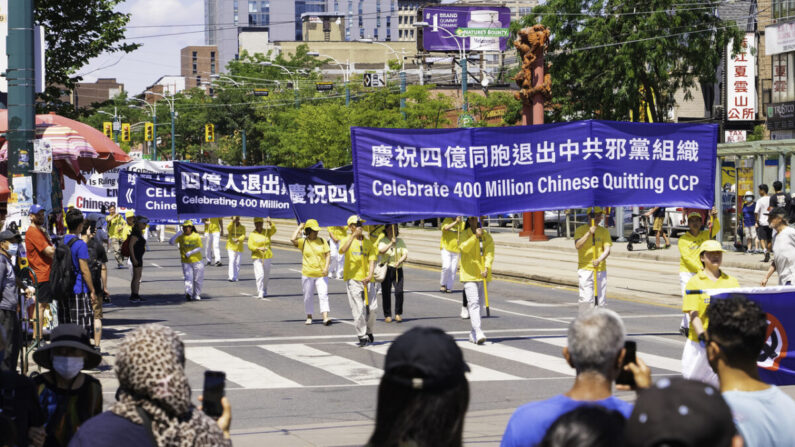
{"left": 624, "top": 378, "right": 735, "bottom": 447}
{"left": 382, "top": 327, "right": 470, "bottom": 392}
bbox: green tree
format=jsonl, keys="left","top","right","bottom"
{"left": 36, "top": 0, "right": 139, "bottom": 111}
{"left": 524, "top": 0, "right": 742, "bottom": 122}
{"left": 466, "top": 91, "right": 520, "bottom": 127}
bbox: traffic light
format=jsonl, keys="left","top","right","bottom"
{"left": 102, "top": 122, "right": 113, "bottom": 139}
{"left": 144, "top": 122, "right": 154, "bottom": 141}
{"left": 121, "top": 123, "right": 131, "bottom": 142}
{"left": 205, "top": 123, "right": 215, "bottom": 143}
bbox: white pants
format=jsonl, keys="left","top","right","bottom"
{"left": 682, "top": 339, "right": 719, "bottom": 387}
{"left": 302, "top": 275, "right": 330, "bottom": 315}
{"left": 158, "top": 225, "right": 165, "bottom": 243}
{"left": 679, "top": 272, "right": 695, "bottom": 328}
{"left": 346, "top": 280, "right": 377, "bottom": 338}
{"left": 577, "top": 269, "right": 607, "bottom": 314}
{"left": 440, "top": 249, "right": 460, "bottom": 290}
{"left": 205, "top": 232, "right": 221, "bottom": 263}
{"left": 227, "top": 249, "right": 241, "bottom": 280}
{"left": 253, "top": 258, "right": 272, "bottom": 297}
{"left": 328, "top": 239, "right": 344, "bottom": 278}
{"left": 463, "top": 282, "right": 485, "bottom": 337}
{"left": 182, "top": 261, "right": 204, "bottom": 298}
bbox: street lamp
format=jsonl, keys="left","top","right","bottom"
{"left": 145, "top": 90, "right": 176, "bottom": 161}
{"left": 307, "top": 51, "right": 351, "bottom": 107}
{"left": 210, "top": 74, "right": 243, "bottom": 87}
{"left": 97, "top": 109, "right": 120, "bottom": 144}
{"left": 260, "top": 61, "right": 299, "bottom": 108}
{"left": 414, "top": 21, "right": 470, "bottom": 112}
{"left": 129, "top": 98, "right": 157, "bottom": 160}
{"left": 358, "top": 38, "right": 407, "bottom": 118}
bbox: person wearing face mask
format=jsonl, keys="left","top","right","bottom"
{"left": 741, "top": 191, "right": 759, "bottom": 254}
{"left": 32, "top": 324, "right": 102, "bottom": 447}
{"left": 0, "top": 229, "right": 32, "bottom": 372}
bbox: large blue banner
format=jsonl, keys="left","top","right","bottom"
{"left": 278, "top": 167, "right": 356, "bottom": 227}
{"left": 174, "top": 162, "right": 293, "bottom": 219}
{"left": 135, "top": 177, "right": 180, "bottom": 223}
{"left": 710, "top": 287, "right": 795, "bottom": 386}
{"left": 351, "top": 120, "right": 717, "bottom": 219}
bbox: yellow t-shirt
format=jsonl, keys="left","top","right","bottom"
{"left": 574, "top": 225, "right": 612, "bottom": 271}
{"left": 297, "top": 237, "right": 330, "bottom": 277}
{"left": 206, "top": 218, "right": 222, "bottom": 233}
{"left": 459, "top": 229, "right": 494, "bottom": 282}
{"left": 107, "top": 214, "right": 125, "bottom": 239}
{"left": 226, "top": 222, "right": 246, "bottom": 252}
{"left": 682, "top": 270, "right": 740, "bottom": 342}
{"left": 440, "top": 218, "right": 465, "bottom": 252}
{"left": 175, "top": 232, "right": 203, "bottom": 264}
{"left": 378, "top": 238, "right": 408, "bottom": 268}
{"left": 340, "top": 236, "right": 377, "bottom": 281}
{"left": 248, "top": 227, "right": 277, "bottom": 259}
{"left": 328, "top": 226, "right": 348, "bottom": 242}
{"left": 678, "top": 220, "right": 721, "bottom": 273}
{"left": 119, "top": 221, "right": 132, "bottom": 240}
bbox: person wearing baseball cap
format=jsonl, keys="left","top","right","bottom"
{"left": 573, "top": 207, "right": 612, "bottom": 315}
{"left": 291, "top": 219, "right": 332, "bottom": 325}
{"left": 741, "top": 191, "right": 759, "bottom": 254}
{"left": 170, "top": 220, "right": 205, "bottom": 301}
{"left": 676, "top": 206, "right": 719, "bottom": 337}
{"left": 248, "top": 217, "right": 276, "bottom": 299}
{"left": 25, "top": 204, "right": 55, "bottom": 339}
{"left": 761, "top": 207, "right": 795, "bottom": 287}
{"left": 340, "top": 215, "right": 377, "bottom": 346}
{"left": 681, "top": 239, "right": 739, "bottom": 387}
{"left": 368, "top": 327, "right": 470, "bottom": 447}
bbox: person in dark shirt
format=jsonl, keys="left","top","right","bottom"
{"left": 643, "top": 207, "right": 671, "bottom": 249}
{"left": 0, "top": 366, "right": 46, "bottom": 447}
{"left": 128, "top": 216, "right": 148, "bottom": 303}
{"left": 741, "top": 191, "right": 759, "bottom": 253}
{"left": 32, "top": 324, "right": 102, "bottom": 447}
{"left": 82, "top": 220, "right": 108, "bottom": 350}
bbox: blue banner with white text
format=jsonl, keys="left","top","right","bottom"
{"left": 174, "top": 162, "right": 293, "bottom": 219}
{"left": 351, "top": 120, "right": 717, "bottom": 219}
{"left": 710, "top": 287, "right": 795, "bottom": 386}
{"left": 277, "top": 168, "right": 357, "bottom": 227}
{"left": 118, "top": 170, "right": 175, "bottom": 210}
{"left": 134, "top": 177, "right": 180, "bottom": 224}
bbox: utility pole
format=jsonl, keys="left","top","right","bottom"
{"left": 7, "top": 0, "right": 35, "bottom": 176}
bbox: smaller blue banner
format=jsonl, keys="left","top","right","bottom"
{"left": 118, "top": 169, "right": 175, "bottom": 209}
{"left": 174, "top": 162, "right": 293, "bottom": 219}
{"left": 134, "top": 177, "right": 180, "bottom": 224}
{"left": 278, "top": 167, "right": 357, "bottom": 227}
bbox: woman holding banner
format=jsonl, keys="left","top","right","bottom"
{"left": 440, "top": 217, "right": 464, "bottom": 297}
{"left": 459, "top": 216, "right": 493, "bottom": 345}
{"left": 378, "top": 225, "right": 408, "bottom": 323}
{"left": 327, "top": 225, "right": 347, "bottom": 280}
{"left": 226, "top": 216, "right": 246, "bottom": 282}
{"left": 170, "top": 220, "right": 205, "bottom": 301}
{"left": 291, "top": 219, "right": 332, "bottom": 325}
{"left": 340, "top": 215, "right": 378, "bottom": 347}
{"left": 248, "top": 217, "right": 276, "bottom": 299}
{"left": 573, "top": 207, "right": 612, "bottom": 315}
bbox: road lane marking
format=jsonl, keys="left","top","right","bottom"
{"left": 150, "top": 263, "right": 162, "bottom": 268}
{"left": 533, "top": 337, "right": 681, "bottom": 372}
{"left": 186, "top": 347, "right": 301, "bottom": 389}
{"left": 259, "top": 344, "right": 383, "bottom": 385}
{"left": 366, "top": 343, "right": 523, "bottom": 382}
{"left": 458, "top": 341, "right": 575, "bottom": 376}
{"left": 409, "top": 291, "right": 570, "bottom": 324}
{"left": 507, "top": 300, "right": 577, "bottom": 308}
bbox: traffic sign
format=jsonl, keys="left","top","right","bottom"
{"left": 363, "top": 72, "right": 385, "bottom": 88}
{"left": 253, "top": 88, "right": 269, "bottom": 97}
{"left": 316, "top": 82, "right": 334, "bottom": 92}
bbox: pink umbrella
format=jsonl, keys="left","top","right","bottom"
{"left": 0, "top": 124, "right": 100, "bottom": 161}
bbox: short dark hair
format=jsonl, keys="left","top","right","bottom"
{"left": 773, "top": 181, "right": 783, "bottom": 192}
{"left": 770, "top": 207, "right": 788, "bottom": 222}
{"left": 65, "top": 210, "right": 84, "bottom": 233}
{"left": 759, "top": 184, "right": 769, "bottom": 193}
{"left": 706, "top": 295, "right": 768, "bottom": 366}
{"left": 539, "top": 406, "right": 626, "bottom": 447}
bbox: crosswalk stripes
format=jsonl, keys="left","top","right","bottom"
{"left": 532, "top": 337, "right": 681, "bottom": 372}
{"left": 458, "top": 341, "right": 575, "bottom": 376}
{"left": 365, "top": 343, "right": 523, "bottom": 382}
{"left": 259, "top": 344, "right": 383, "bottom": 385}
{"left": 185, "top": 346, "right": 302, "bottom": 389}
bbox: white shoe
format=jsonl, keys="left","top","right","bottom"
{"left": 194, "top": 295, "right": 202, "bottom": 301}
{"left": 460, "top": 307, "right": 470, "bottom": 319}
{"left": 475, "top": 331, "right": 486, "bottom": 345}
{"left": 305, "top": 317, "right": 312, "bottom": 325}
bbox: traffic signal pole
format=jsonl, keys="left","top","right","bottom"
{"left": 152, "top": 113, "right": 158, "bottom": 160}
{"left": 7, "top": 0, "right": 35, "bottom": 176}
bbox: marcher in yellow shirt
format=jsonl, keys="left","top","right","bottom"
{"left": 226, "top": 216, "right": 246, "bottom": 282}
{"left": 459, "top": 217, "right": 493, "bottom": 345}
{"left": 170, "top": 220, "right": 205, "bottom": 301}
{"left": 248, "top": 217, "right": 276, "bottom": 299}
{"left": 339, "top": 215, "right": 377, "bottom": 346}
{"left": 106, "top": 204, "right": 126, "bottom": 268}
{"left": 327, "top": 226, "right": 348, "bottom": 280}
{"left": 676, "top": 207, "right": 719, "bottom": 336}
{"left": 573, "top": 207, "right": 613, "bottom": 315}
{"left": 682, "top": 239, "right": 739, "bottom": 387}
{"left": 378, "top": 225, "right": 409, "bottom": 322}
{"left": 203, "top": 217, "right": 224, "bottom": 266}
{"left": 440, "top": 217, "right": 465, "bottom": 295}
{"left": 292, "top": 219, "right": 331, "bottom": 325}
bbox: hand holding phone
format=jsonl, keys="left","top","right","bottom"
{"left": 202, "top": 370, "right": 226, "bottom": 419}
{"left": 615, "top": 341, "right": 636, "bottom": 388}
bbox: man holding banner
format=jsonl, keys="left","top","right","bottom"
{"left": 677, "top": 208, "right": 719, "bottom": 335}
{"left": 460, "top": 217, "right": 493, "bottom": 345}
{"left": 204, "top": 218, "right": 224, "bottom": 267}
{"left": 440, "top": 217, "right": 464, "bottom": 296}
{"left": 340, "top": 215, "right": 377, "bottom": 347}
{"left": 573, "top": 207, "right": 612, "bottom": 315}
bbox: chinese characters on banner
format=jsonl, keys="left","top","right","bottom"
{"left": 351, "top": 120, "right": 718, "bottom": 220}
{"left": 277, "top": 167, "right": 358, "bottom": 226}
{"left": 727, "top": 33, "right": 757, "bottom": 121}
{"left": 174, "top": 162, "right": 293, "bottom": 219}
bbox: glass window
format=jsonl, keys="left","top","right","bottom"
{"left": 249, "top": 1, "right": 256, "bottom": 13}
{"left": 773, "top": 53, "right": 795, "bottom": 103}
{"left": 196, "top": 76, "right": 201, "bottom": 86}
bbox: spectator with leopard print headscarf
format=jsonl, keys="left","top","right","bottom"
{"left": 68, "top": 324, "right": 232, "bottom": 446}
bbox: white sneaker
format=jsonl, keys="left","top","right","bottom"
{"left": 460, "top": 307, "right": 470, "bottom": 319}
{"left": 475, "top": 331, "right": 486, "bottom": 345}
{"left": 305, "top": 317, "right": 312, "bottom": 325}
{"left": 194, "top": 295, "right": 202, "bottom": 301}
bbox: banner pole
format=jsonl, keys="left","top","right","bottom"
{"left": 591, "top": 210, "right": 598, "bottom": 308}
{"left": 479, "top": 217, "right": 490, "bottom": 317}
{"left": 361, "top": 238, "right": 369, "bottom": 319}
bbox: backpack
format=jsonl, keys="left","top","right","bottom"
{"left": 49, "top": 236, "right": 78, "bottom": 301}
{"left": 121, "top": 234, "right": 132, "bottom": 258}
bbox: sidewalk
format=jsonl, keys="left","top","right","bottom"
{"left": 258, "top": 219, "right": 770, "bottom": 309}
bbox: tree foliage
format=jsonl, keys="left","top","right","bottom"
{"left": 524, "top": 0, "right": 743, "bottom": 122}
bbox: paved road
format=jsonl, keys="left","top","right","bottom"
{"left": 84, "top": 238, "right": 756, "bottom": 446}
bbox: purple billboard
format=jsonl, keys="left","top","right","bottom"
{"left": 420, "top": 5, "right": 512, "bottom": 53}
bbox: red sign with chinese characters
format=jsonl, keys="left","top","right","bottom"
{"left": 727, "top": 33, "right": 757, "bottom": 121}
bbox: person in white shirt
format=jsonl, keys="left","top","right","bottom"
{"left": 754, "top": 184, "right": 772, "bottom": 262}
{"left": 761, "top": 207, "right": 795, "bottom": 286}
